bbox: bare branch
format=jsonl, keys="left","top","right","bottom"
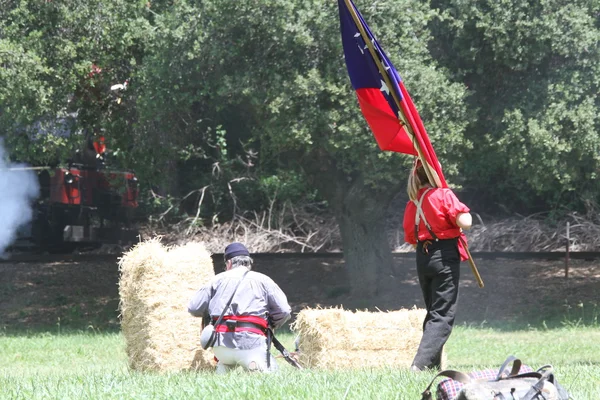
{"left": 185, "top": 185, "right": 209, "bottom": 236}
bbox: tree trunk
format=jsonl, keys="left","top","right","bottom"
{"left": 304, "top": 155, "right": 400, "bottom": 300}
{"left": 336, "top": 182, "right": 396, "bottom": 300}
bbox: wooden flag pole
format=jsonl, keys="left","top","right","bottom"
{"left": 343, "top": 0, "right": 484, "bottom": 288}
{"left": 459, "top": 237, "right": 484, "bottom": 288}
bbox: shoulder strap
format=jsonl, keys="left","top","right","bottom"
{"left": 212, "top": 269, "right": 250, "bottom": 327}
{"left": 496, "top": 355, "right": 523, "bottom": 380}
{"left": 421, "top": 370, "right": 472, "bottom": 400}
{"left": 413, "top": 188, "right": 437, "bottom": 242}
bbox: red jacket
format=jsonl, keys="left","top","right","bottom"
{"left": 403, "top": 187, "right": 470, "bottom": 261}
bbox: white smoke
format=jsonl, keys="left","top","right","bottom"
{"left": 0, "top": 139, "right": 40, "bottom": 254}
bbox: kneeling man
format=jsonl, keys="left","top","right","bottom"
{"left": 188, "top": 242, "right": 291, "bottom": 373}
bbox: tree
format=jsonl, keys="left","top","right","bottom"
{"left": 138, "top": 0, "right": 470, "bottom": 298}
{"left": 0, "top": 0, "right": 150, "bottom": 167}
{"left": 429, "top": 0, "right": 600, "bottom": 213}
{"left": 132, "top": 0, "right": 268, "bottom": 212}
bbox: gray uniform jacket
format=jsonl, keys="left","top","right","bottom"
{"left": 188, "top": 266, "right": 291, "bottom": 350}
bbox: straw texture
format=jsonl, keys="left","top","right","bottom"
{"left": 292, "top": 307, "right": 445, "bottom": 369}
{"left": 118, "top": 238, "right": 215, "bottom": 372}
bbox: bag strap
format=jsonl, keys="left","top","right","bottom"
{"left": 537, "top": 365, "right": 570, "bottom": 399}
{"left": 212, "top": 269, "right": 250, "bottom": 328}
{"left": 520, "top": 369, "right": 555, "bottom": 400}
{"left": 421, "top": 370, "right": 472, "bottom": 400}
{"left": 496, "top": 355, "right": 523, "bottom": 380}
{"left": 535, "top": 364, "right": 553, "bottom": 374}
{"left": 503, "top": 371, "right": 544, "bottom": 380}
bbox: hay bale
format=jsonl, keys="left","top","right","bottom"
{"left": 291, "top": 307, "right": 446, "bottom": 369}
{"left": 118, "top": 238, "right": 215, "bottom": 372}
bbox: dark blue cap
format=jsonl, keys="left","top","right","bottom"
{"left": 224, "top": 242, "right": 250, "bottom": 261}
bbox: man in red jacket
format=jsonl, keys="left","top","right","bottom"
{"left": 403, "top": 161, "right": 472, "bottom": 371}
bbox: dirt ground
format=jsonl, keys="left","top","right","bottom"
{"left": 1, "top": 253, "right": 599, "bottom": 332}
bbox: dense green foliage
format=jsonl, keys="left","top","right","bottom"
{"left": 0, "top": 0, "right": 469, "bottom": 204}
{"left": 133, "top": 1, "right": 468, "bottom": 211}
{"left": 2, "top": 0, "right": 598, "bottom": 213}
{"left": 0, "top": 0, "right": 149, "bottom": 167}
{"left": 429, "top": 0, "right": 600, "bottom": 212}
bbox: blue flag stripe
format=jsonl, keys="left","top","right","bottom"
{"left": 338, "top": 0, "right": 404, "bottom": 116}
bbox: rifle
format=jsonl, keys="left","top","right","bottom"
{"left": 267, "top": 328, "right": 303, "bottom": 369}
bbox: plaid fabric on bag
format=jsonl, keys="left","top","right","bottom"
{"left": 436, "top": 366, "right": 534, "bottom": 400}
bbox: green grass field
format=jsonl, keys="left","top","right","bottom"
{"left": 1, "top": 325, "right": 599, "bottom": 399}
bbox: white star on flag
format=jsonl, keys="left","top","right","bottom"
{"left": 380, "top": 80, "right": 390, "bottom": 95}
{"left": 354, "top": 32, "right": 364, "bottom": 54}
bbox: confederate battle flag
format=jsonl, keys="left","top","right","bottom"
{"left": 337, "top": 0, "right": 447, "bottom": 188}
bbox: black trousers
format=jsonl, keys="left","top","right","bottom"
{"left": 412, "top": 238, "right": 460, "bottom": 370}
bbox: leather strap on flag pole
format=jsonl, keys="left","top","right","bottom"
{"left": 342, "top": 0, "right": 484, "bottom": 288}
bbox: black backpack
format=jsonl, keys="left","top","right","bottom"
{"left": 421, "top": 356, "right": 570, "bottom": 400}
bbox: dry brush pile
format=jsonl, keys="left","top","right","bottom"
{"left": 147, "top": 201, "right": 341, "bottom": 254}
{"left": 185, "top": 211, "right": 600, "bottom": 254}
{"left": 464, "top": 212, "right": 600, "bottom": 252}
{"left": 143, "top": 188, "right": 600, "bottom": 254}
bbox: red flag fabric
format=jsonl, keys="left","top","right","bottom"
{"left": 338, "top": 0, "right": 447, "bottom": 188}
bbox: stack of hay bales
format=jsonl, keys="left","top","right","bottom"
{"left": 292, "top": 307, "right": 444, "bottom": 370}
{"left": 118, "top": 238, "right": 215, "bottom": 372}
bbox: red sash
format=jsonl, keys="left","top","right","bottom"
{"left": 214, "top": 315, "right": 268, "bottom": 336}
